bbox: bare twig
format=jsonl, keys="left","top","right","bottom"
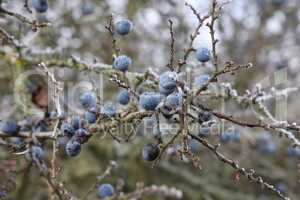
{"left": 167, "top": 19, "right": 175, "bottom": 71}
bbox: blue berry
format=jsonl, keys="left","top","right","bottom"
{"left": 32, "top": 0, "right": 48, "bottom": 13}
{"left": 139, "top": 92, "right": 161, "bottom": 111}
{"left": 159, "top": 71, "right": 178, "bottom": 93}
{"left": 159, "top": 84, "right": 173, "bottom": 96}
{"left": 142, "top": 143, "right": 160, "bottom": 161}
{"left": 195, "top": 47, "right": 211, "bottom": 63}
{"left": 85, "top": 111, "right": 97, "bottom": 124}
{"left": 101, "top": 103, "right": 116, "bottom": 117}
{"left": 195, "top": 74, "right": 210, "bottom": 87}
{"left": 57, "top": 136, "right": 69, "bottom": 149}
{"left": 97, "top": 184, "right": 115, "bottom": 198}
{"left": 113, "top": 55, "right": 132, "bottom": 72}
{"left": 26, "top": 146, "right": 45, "bottom": 160}
{"left": 8, "top": 137, "right": 23, "bottom": 146}
{"left": 79, "top": 91, "right": 97, "bottom": 108}
{"left": 71, "top": 116, "right": 82, "bottom": 130}
{"left": 275, "top": 183, "right": 287, "bottom": 193}
{"left": 272, "top": 0, "right": 285, "bottom": 6}
{"left": 220, "top": 130, "right": 240, "bottom": 143}
{"left": 115, "top": 19, "right": 133, "bottom": 35}
{"left": 74, "top": 128, "right": 89, "bottom": 144}
{"left": 165, "top": 92, "right": 182, "bottom": 109}
{"left": 188, "top": 139, "right": 200, "bottom": 153}
{"left": 198, "top": 127, "right": 210, "bottom": 138}
{"left": 117, "top": 90, "right": 130, "bottom": 105}
{"left": 198, "top": 111, "right": 212, "bottom": 123}
{"left": 0, "top": 120, "right": 19, "bottom": 135}
{"left": 258, "top": 141, "right": 276, "bottom": 155}
{"left": 65, "top": 140, "right": 81, "bottom": 156}
{"left": 286, "top": 147, "right": 300, "bottom": 157}
{"left": 60, "top": 122, "right": 75, "bottom": 137}
{"left": 81, "top": 2, "right": 94, "bottom": 16}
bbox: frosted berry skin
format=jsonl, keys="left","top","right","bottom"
{"left": 0, "top": 120, "right": 19, "bottom": 135}
{"left": 113, "top": 55, "right": 132, "bottom": 72}
{"left": 142, "top": 143, "right": 160, "bottom": 161}
{"left": 198, "top": 127, "right": 210, "bottom": 138}
{"left": 74, "top": 128, "right": 89, "bottom": 144}
{"left": 65, "top": 140, "right": 81, "bottom": 156}
{"left": 117, "top": 90, "right": 130, "bottom": 105}
{"left": 165, "top": 92, "right": 182, "bottom": 109}
{"left": 101, "top": 103, "right": 117, "bottom": 118}
{"left": 195, "top": 74, "right": 210, "bottom": 87}
{"left": 188, "top": 139, "right": 200, "bottom": 153}
{"left": 195, "top": 47, "right": 211, "bottom": 63}
{"left": 60, "top": 122, "right": 75, "bottom": 137}
{"left": 139, "top": 92, "right": 162, "bottom": 111}
{"left": 26, "top": 146, "right": 45, "bottom": 160}
{"left": 159, "top": 71, "right": 178, "bottom": 92}
{"left": 287, "top": 147, "right": 300, "bottom": 157}
{"left": 97, "top": 184, "right": 115, "bottom": 198}
{"left": 115, "top": 19, "right": 133, "bottom": 35}
{"left": 71, "top": 116, "right": 82, "bottom": 130}
{"left": 85, "top": 111, "right": 97, "bottom": 124}
{"left": 32, "top": 0, "right": 48, "bottom": 13}
{"left": 81, "top": 2, "right": 94, "bottom": 16}
{"left": 79, "top": 91, "right": 97, "bottom": 108}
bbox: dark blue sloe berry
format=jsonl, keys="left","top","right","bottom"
{"left": 159, "top": 71, "right": 178, "bottom": 95}
{"left": 71, "top": 116, "right": 82, "bottom": 130}
{"left": 65, "top": 140, "right": 81, "bottom": 156}
{"left": 195, "top": 74, "right": 210, "bottom": 87}
{"left": 165, "top": 92, "right": 182, "bottom": 109}
{"left": 117, "top": 90, "right": 130, "bottom": 105}
{"left": 198, "top": 111, "right": 212, "bottom": 123}
{"left": 139, "top": 92, "right": 161, "bottom": 111}
{"left": 142, "top": 143, "right": 160, "bottom": 161}
{"left": 32, "top": 0, "right": 48, "bottom": 13}
{"left": 79, "top": 91, "right": 97, "bottom": 108}
{"left": 198, "top": 127, "right": 210, "bottom": 138}
{"left": 188, "top": 139, "right": 200, "bottom": 153}
{"left": 113, "top": 55, "right": 132, "bottom": 72}
{"left": 97, "top": 183, "right": 115, "bottom": 198}
{"left": 74, "top": 128, "right": 90, "bottom": 144}
{"left": 85, "top": 111, "right": 97, "bottom": 124}
{"left": 101, "top": 103, "right": 116, "bottom": 118}
{"left": 26, "top": 146, "right": 45, "bottom": 160}
{"left": 60, "top": 122, "right": 75, "bottom": 137}
{"left": 195, "top": 47, "right": 211, "bottom": 63}
{"left": 115, "top": 19, "right": 133, "bottom": 35}
{"left": 0, "top": 120, "right": 19, "bottom": 135}
{"left": 81, "top": 2, "right": 94, "bottom": 16}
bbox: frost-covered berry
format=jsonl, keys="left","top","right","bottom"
{"left": 286, "top": 147, "right": 300, "bottom": 157}
{"left": 195, "top": 47, "right": 211, "bottom": 63}
{"left": 26, "top": 146, "right": 45, "bottom": 160}
{"left": 32, "top": 0, "right": 48, "bottom": 13}
{"left": 115, "top": 19, "right": 133, "bottom": 36}
{"left": 60, "top": 122, "right": 75, "bottom": 137}
{"left": 65, "top": 140, "right": 81, "bottom": 156}
{"left": 195, "top": 74, "right": 210, "bottom": 87}
{"left": 0, "top": 120, "right": 19, "bottom": 135}
{"left": 80, "top": 91, "right": 97, "bottom": 108}
{"left": 220, "top": 130, "right": 240, "bottom": 143}
{"left": 81, "top": 2, "right": 94, "bottom": 16}
{"left": 117, "top": 90, "right": 130, "bottom": 105}
{"left": 198, "top": 127, "right": 210, "bottom": 138}
{"left": 101, "top": 103, "right": 116, "bottom": 117}
{"left": 142, "top": 143, "right": 160, "bottom": 161}
{"left": 159, "top": 71, "right": 178, "bottom": 95}
{"left": 85, "top": 111, "right": 97, "bottom": 124}
{"left": 165, "top": 92, "right": 182, "bottom": 109}
{"left": 188, "top": 139, "right": 200, "bottom": 153}
{"left": 71, "top": 116, "right": 82, "bottom": 130}
{"left": 139, "top": 92, "right": 161, "bottom": 111}
{"left": 113, "top": 55, "right": 132, "bottom": 72}
{"left": 97, "top": 184, "right": 115, "bottom": 198}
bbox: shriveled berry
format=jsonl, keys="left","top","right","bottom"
{"left": 142, "top": 143, "right": 160, "bottom": 161}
